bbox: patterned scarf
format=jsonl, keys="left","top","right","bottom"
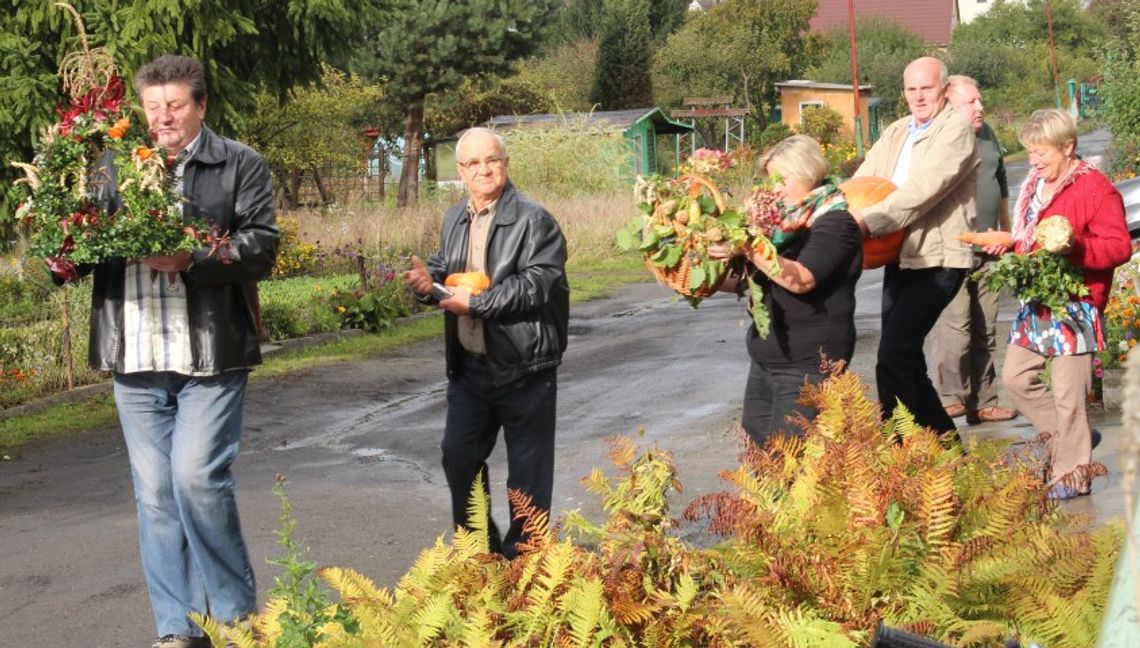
{"left": 771, "top": 181, "right": 848, "bottom": 250}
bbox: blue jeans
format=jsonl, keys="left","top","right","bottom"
{"left": 113, "top": 370, "right": 256, "bottom": 637}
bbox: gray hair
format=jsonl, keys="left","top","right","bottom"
{"left": 135, "top": 55, "right": 207, "bottom": 104}
{"left": 456, "top": 127, "right": 508, "bottom": 161}
{"left": 947, "top": 74, "right": 978, "bottom": 92}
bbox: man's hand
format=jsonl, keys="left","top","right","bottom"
{"left": 438, "top": 286, "right": 472, "bottom": 315}
{"left": 141, "top": 250, "right": 193, "bottom": 272}
{"left": 403, "top": 255, "right": 433, "bottom": 296}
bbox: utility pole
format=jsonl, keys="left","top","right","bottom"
{"left": 1045, "top": 0, "right": 1063, "bottom": 109}
{"left": 847, "top": 0, "right": 865, "bottom": 156}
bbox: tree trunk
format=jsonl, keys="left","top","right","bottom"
{"left": 286, "top": 169, "right": 303, "bottom": 209}
{"left": 397, "top": 103, "right": 424, "bottom": 208}
{"left": 313, "top": 167, "right": 333, "bottom": 206}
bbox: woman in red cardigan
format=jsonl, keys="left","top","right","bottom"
{"left": 989, "top": 109, "right": 1131, "bottom": 500}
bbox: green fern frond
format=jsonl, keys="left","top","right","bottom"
{"left": 778, "top": 606, "right": 859, "bottom": 648}
{"left": 412, "top": 591, "right": 459, "bottom": 646}
{"left": 319, "top": 566, "right": 388, "bottom": 604}
{"left": 189, "top": 612, "right": 227, "bottom": 647}
{"left": 463, "top": 470, "right": 492, "bottom": 556}
{"left": 918, "top": 469, "right": 957, "bottom": 550}
{"left": 560, "top": 577, "right": 608, "bottom": 647}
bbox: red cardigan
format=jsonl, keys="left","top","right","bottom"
{"left": 1011, "top": 162, "right": 1131, "bottom": 310}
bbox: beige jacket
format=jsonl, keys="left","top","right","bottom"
{"left": 854, "top": 103, "right": 978, "bottom": 270}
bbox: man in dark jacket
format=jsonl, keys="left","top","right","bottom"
{"left": 58, "top": 55, "right": 277, "bottom": 648}
{"left": 403, "top": 126, "right": 569, "bottom": 559}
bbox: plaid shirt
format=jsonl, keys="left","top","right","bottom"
{"left": 120, "top": 133, "right": 208, "bottom": 375}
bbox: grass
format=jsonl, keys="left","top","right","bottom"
{"left": 0, "top": 394, "right": 119, "bottom": 453}
{"left": 0, "top": 252, "right": 651, "bottom": 452}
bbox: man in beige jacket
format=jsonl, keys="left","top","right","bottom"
{"left": 852, "top": 56, "right": 979, "bottom": 436}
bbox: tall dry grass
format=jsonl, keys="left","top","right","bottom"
{"left": 286, "top": 188, "right": 636, "bottom": 271}
{"left": 288, "top": 118, "right": 640, "bottom": 271}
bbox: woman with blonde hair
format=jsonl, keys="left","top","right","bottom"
{"left": 710, "top": 134, "right": 863, "bottom": 447}
{"left": 989, "top": 109, "right": 1130, "bottom": 499}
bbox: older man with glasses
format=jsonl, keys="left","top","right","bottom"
{"left": 403, "top": 126, "right": 569, "bottom": 559}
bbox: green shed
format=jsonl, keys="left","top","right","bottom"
{"left": 483, "top": 108, "right": 696, "bottom": 176}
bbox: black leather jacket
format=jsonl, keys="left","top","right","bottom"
{"left": 85, "top": 125, "right": 279, "bottom": 373}
{"left": 426, "top": 181, "right": 569, "bottom": 387}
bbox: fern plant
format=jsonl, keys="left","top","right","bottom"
{"left": 199, "top": 370, "right": 1121, "bottom": 647}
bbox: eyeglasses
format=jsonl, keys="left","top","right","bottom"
{"left": 457, "top": 156, "right": 507, "bottom": 170}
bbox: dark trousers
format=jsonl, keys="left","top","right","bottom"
{"left": 877, "top": 263, "right": 966, "bottom": 434}
{"left": 741, "top": 358, "right": 823, "bottom": 449}
{"left": 442, "top": 352, "right": 557, "bottom": 558}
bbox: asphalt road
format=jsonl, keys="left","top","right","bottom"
{"left": 1, "top": 128, "right": 1125, "bottom": 646}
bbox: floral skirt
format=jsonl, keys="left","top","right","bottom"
{"left": 1008, "top": 300, "right": 1105, "bottom": 356}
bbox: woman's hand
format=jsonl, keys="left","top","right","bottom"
{"left": 982, "top": 242, "right": 1010, "bottom": 256}
{"left": 707, "top": 243, "right": 738, "bottom": 261}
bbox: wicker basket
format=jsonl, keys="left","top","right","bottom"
{"left": 643, "top": 173, "right": 729, "bottom": 299}
{"left": 646, "top": 250, "right": 725, "bottom": 299}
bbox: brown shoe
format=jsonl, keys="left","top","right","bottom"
{"left": 966, "top": 405, "right": 1016, "bottom": 425}
{"left": 944, "top": 403, "right": 967, "bottom": 418}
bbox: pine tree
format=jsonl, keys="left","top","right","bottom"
{"left": 590, "top": 0, "right": 655, "bottom": 111}
{"left": 355, "top": 0, "right": 558, "bottom": 207}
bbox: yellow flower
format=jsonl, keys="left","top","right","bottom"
{"left": 337, "top": 306, "right": 346, "bottom": 313}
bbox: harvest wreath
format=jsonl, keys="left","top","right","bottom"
{"left": 617, "top": 149, "right": 903, "bottom": 338}
{"left": 11, "top": 4, "right": 205, "bottom": 280}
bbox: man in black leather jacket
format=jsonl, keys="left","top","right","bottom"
{"left": 56, "top": 56, "right": 277, "bottom": 648}
{"left": 404, "top": 127, "right": 569, "bottom": 559}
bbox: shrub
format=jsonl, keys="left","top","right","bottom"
{"left": 502, "top": 115, "right": 635, "bottom": 196}
{"left": 259, "top": 275, "right": 352, "bottom": 341}
{"left": 1099, "top": 254, "right": 1140, "bottom": 369}
{"left": 754, "top": 121, "right": 794, "bottom": 153}
{"left": 201, "top": 368, "right": 1118, "bottom": 647}
{"left": 272, "top": 215, "right": 322, "bottom": 279}
{"left": 800, "top": 105, "right": 846, "bottom": 147}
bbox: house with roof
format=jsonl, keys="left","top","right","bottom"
{"left": 774, "top": 80, "right": 881, "bottom": 145}
{"left": 434, "top": 108, "right": 696, "bottom": 180}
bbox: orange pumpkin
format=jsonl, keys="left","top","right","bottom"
{"left": 445, "top": 271, "right": 491, "bottom": 295}
{"left": 839, "top": 176, "right": 903, "bottom": 270}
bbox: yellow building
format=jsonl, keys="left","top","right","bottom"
{"left": 774, "top": 80, "right": 879, "bottom": 145}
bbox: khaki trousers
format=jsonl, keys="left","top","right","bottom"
{"left": 1001, "top": 344, "right": 1093, "bottom": 485}
{"left": 934, "top": 259, "right": 1000, "bottom": 410}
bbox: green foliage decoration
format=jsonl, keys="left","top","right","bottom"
{"left": 1, "top": 0, "right": 372, "bottom": 232}
{"left": 975, "top": 250, "right": 1089, "bottom": 316}
{"left": 201, "top": 367, "right": 1120, "bottom": 646}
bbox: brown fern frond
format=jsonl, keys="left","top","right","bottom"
{"left": 605, "top": 434, "right": 637, "bottom": 469}
{"left": 508, "top": 487, "right": 554, "bottom": 555}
